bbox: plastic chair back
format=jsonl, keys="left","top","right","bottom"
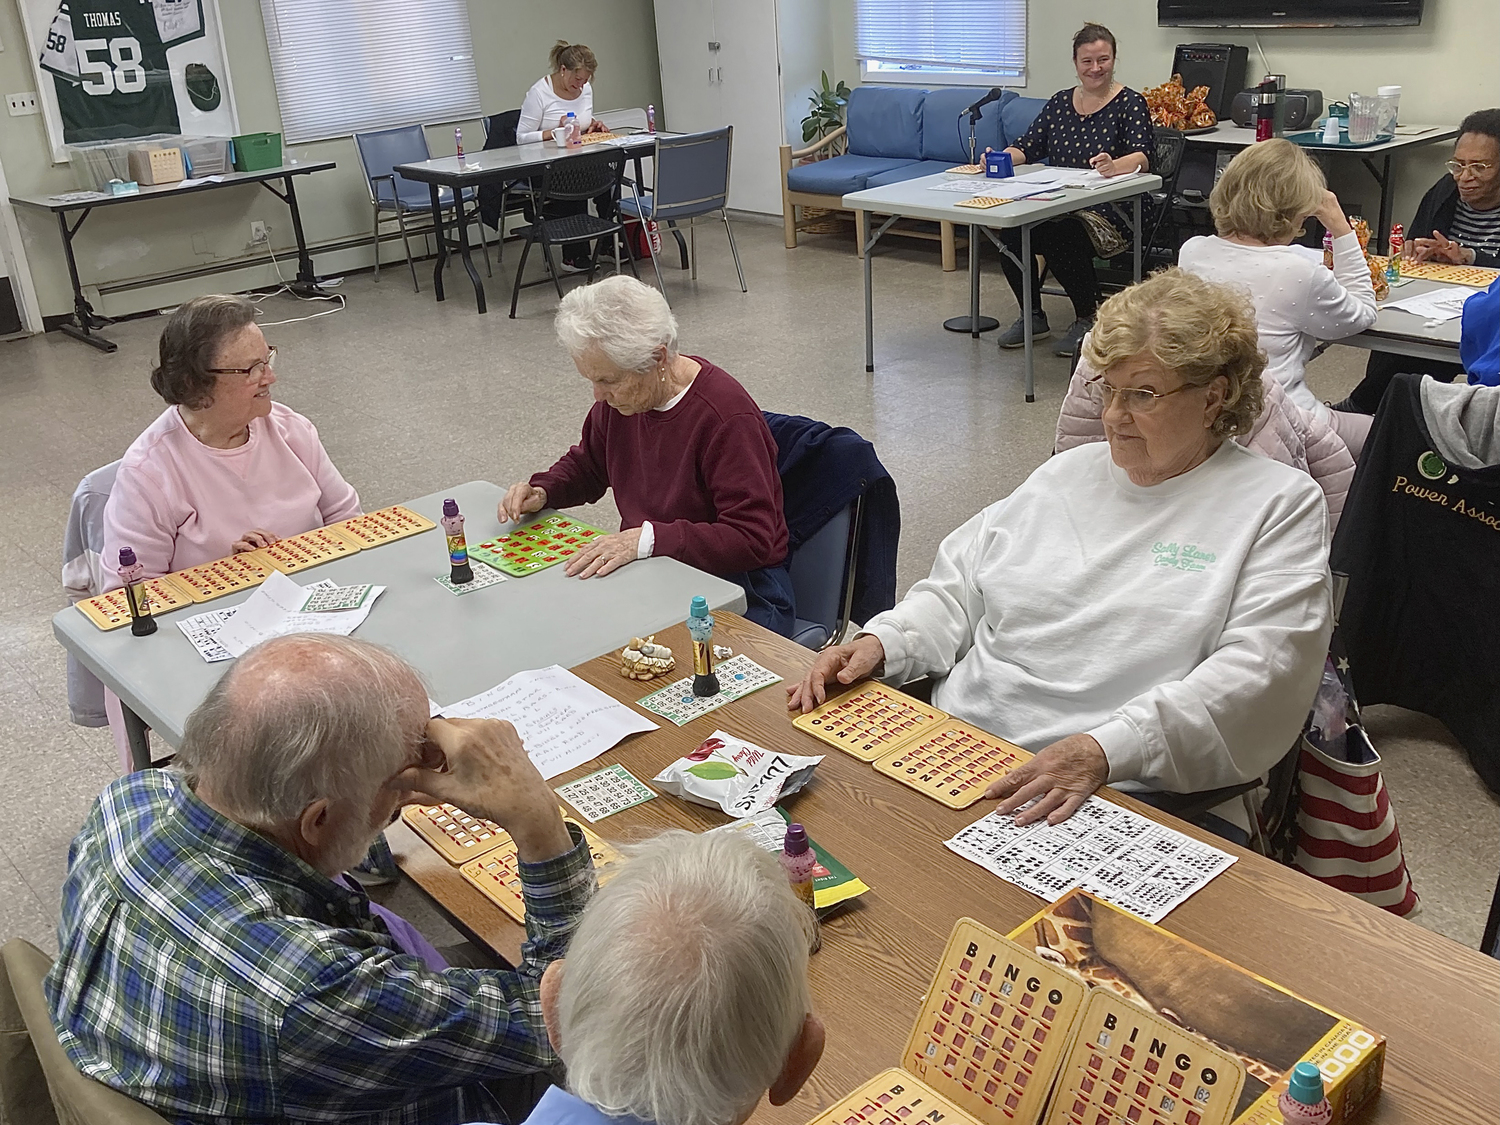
{"left": 483, "top": 109, "right": 521, "bottom": 150}
{"left": 353, "top": 125, "right": 434, "bottom": 209}
{"left": 649, "top": 127, "right": 732, "bottom": 223}
{"left": 62, "top": 461, "right": 119, "bottom": 727}
{"left": 788, "top": 500, "right": 859, "bottom": 649}
{"left": 1, "top": 941, "right": 171, "bottom": 1125}
{"left": 539, "top": 150, "right": 626, "bottom": 203}
{"left": 595, "top": 107, "right": 648, "bottom": 133}
{"left": 1152, "top": 126, "right": 1186, "bottom": 182}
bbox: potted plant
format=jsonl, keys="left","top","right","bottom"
{"left": 800, "top": 72, "right": 851, "bottom": 159}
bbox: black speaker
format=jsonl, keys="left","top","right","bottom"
{"left": 1169, "top": 43, "right": 1249, "bottom": 120}
{"left": 1230, "top": 89, "right": 1324, "bottom": 131}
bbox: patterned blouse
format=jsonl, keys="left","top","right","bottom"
{"left": 1013, "top": 86, "right": 1155, "bottom": 239}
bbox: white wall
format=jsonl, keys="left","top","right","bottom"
{"left": 0, "top": 0, "right": 663, "bottom": 321}
{"left": 827, "top": 0, "right": 1500, "bottom": 232}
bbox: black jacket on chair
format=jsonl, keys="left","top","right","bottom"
{"left": 763, "top": 412, "right": 900, "bottom": 627}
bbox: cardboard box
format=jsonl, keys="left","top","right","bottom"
{"left": 127, "top": 146, "right": 184, "bottom": 185}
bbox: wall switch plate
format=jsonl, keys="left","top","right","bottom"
{"left": 7, "top": 92, "right": 39, "bottom": 116}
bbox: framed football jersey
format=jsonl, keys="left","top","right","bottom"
{"left": 22, "top": 0, "right": 238, "bottom": 161}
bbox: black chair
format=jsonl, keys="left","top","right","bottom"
{"left": 478, "top": 109, "right": 535, "bottom": 265}
{"left": 509, "top": 150, "right": 639, "bottom": 318}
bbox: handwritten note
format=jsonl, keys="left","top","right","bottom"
{"left": 440, "top": 665, "right": 659, "bottom": 779}
{"left": 214, "top": 571, "right": 385, "bottom": 657}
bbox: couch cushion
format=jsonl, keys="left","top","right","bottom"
{"left": 999, "top": 96, "right": 1048, "bottom": 149}
{"left": 864, "top": 160, "right": 965, "bottom": 188}
{"left": 920, "top": 88, "right": 1010, "bottom": 163}
{"left": 787, "top": 154, "right": 919, "bottom": 197}
{"left": 845, "top": 86, "right": 925, "bottom": 160}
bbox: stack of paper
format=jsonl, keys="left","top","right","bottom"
{"left": 1383, "top": 286, "right": 1476, "bottom": 322}
{"left": 177, "top": 574, "right": 383, "bottom": 662}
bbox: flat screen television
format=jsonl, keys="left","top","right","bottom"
{"left": 1158, "top": 0, "right": 1423, "bottom": 27}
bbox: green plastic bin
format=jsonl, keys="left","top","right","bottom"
{"left": 231, "top": 132, "right": 282, "bottom": 172}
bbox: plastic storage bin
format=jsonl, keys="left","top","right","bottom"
{"left": 179, "top": 136, "right": 232, "bottom": 176}
{"left": 68, "top": 138, "right": 161, "bottom": 190}
{"left": 231, "top": 132, "right": 282, "bottom": 172}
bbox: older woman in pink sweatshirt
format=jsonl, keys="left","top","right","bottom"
{"left": 100, "top": 294, "right": 361, "bottom": 769}
{"left": 102, "top": 294, "right": 361, "bottom": 582}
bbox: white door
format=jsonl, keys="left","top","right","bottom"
{"left": 655, "top": 0, "right": 720, "bottom": 135}
{"left": 713, "top": 0, "right": 786, "bottom": 214}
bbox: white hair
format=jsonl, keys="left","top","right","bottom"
{"left": 558, "top": 830, "right": 816, "bottom": 1125}
{"left": 174, "top": 634, "right": 425, "bottom": 830}
{"left": 554, "top": 274, "right": 679, "bottom": 373}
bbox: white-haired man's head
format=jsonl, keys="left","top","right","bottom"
{"left": 540, "top": 831, "right": 824, "bottom": 1125}
{"left": 175, "top": 634, "right": 430, "bottom": 876}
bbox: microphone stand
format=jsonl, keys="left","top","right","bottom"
{"left": 944, "top": 98, "right": 1002, "bottom": 336}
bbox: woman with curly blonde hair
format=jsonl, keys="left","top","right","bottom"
{"left": 792, "top": 270, "right": 1332, "bottom": 842}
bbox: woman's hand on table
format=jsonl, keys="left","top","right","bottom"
{"left": 564, "top": 527, "right": 641, "bottom": 578}
{"left": 584, "top": 119, "right": 608, "bottom": 134}
{"left": 232, "top": 529, "right": 278, "bottom": 552}
{"left": 1089, "top": 152, "right": 1143, "bottom": 178}
{"left": 1407, "top": 231, "right": 1475, "bottom": 265}
{"left": 497, "top": 483, "right": 547, "bottom": 524}
{"left": 983, "top": 732, "right": 1109, "bottom": 826}
{"left": 787, "top": 634, "right": 886, "bottom": 713}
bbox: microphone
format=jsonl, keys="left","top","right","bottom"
{"left": 963, "top": 87, "right": 1006, "bottom": 119}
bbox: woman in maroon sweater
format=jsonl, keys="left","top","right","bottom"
{"left": 499, "top": 276, "right": 795, "bottom": 634}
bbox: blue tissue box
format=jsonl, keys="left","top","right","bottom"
{"left": 985, "top": 150, "right": 1014, "bottom": 178}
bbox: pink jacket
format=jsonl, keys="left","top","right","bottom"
{"left": 1056, "top": 352, "right": 1354, "bottom": 533}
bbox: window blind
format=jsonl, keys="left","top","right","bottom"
{"left": 856, "top": 0, "right": 1027, "bottom": 78}
{"left": 259, "top": 0, "right": 482, "bottom": 145}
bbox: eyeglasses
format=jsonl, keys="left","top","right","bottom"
{"left": 206, "top": 345, "right": 277, "bottom": 379}
{"left": 1086, "top": 376, "right": 1197, "bottom": 414}
{"left": 1447, "top": 160, "right": 1496, "bottom": 176}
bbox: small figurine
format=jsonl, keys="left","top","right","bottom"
{"left": 620, "top": 635, "right": 676, "bottom": 680}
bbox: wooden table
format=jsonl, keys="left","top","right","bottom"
{"left": 390, "top": 612, "right": 1499, "bottom": 1125}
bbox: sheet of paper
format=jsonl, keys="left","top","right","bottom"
{"left": 442, "top": 665, "right": 659, "bottom": 779}
{"left": 177, "top": 578, "right": 347, "bottom": 663}
{"left": 1382, "top": 286, "right": 1476, "bottom": 322}
{"left": 633, "top": 654, "right": 782, "bottom": 726}
{"left": 927, "top": 178, "right": 1059, "bottom": 199}
{"left": 433, "top": 561, "right": 508, "bottom": 595}
{"left": 214, "top": 571, "right": 385, "bottom": 657}
{"left": 556, "top": 763, "right": 657, "bottom": 821}
{"left": 1009, "top": 167, "right": 1142, "bottom": 191}
{"left": 945, "top": 796, "right": 1236, "bottom": 923}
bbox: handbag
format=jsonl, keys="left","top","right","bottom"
{"left": 1076, "top": 207, "right": 1128, "bottom": 258}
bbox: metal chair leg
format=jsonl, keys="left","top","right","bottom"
{"left": 475, "top": 201, "right": 493, "bottom": 278}
{"left": 395, "top": 207, "right": 419, "bottom": 292}
{"left": 509, "top": 232, "right": 535, "bottom": 318}
{"left": 689, "top": 217, "right": 697, "bottom": 280}
{"left": 371, "top": 200, "right": 382, "bottom": 282}
{"left": 540, "top": 238, "right": 565, "bottom": 298}
{"left": 643, "top": 221, "right": 667, "bottom": 298}
{"left": 722, "top": 210, "right": 747, "bottom": 293}
{"left": 624, "top": 233, "right": 640, "bottom": 280}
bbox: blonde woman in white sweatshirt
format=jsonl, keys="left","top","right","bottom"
{"left": 789, "top": 272, "right": 1332, "bottom": 841}
{"left": 1178, "top": 139, "right": 1377, "bottom": 457}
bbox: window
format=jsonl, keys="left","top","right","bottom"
{"left": 259, "top": 0, "right": 482, "bottom": 145}
{"left": 856, "top": 0, "right": 1026, "bottom": 86}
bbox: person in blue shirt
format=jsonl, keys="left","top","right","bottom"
{"left": 470, "top": 830, "right": 825, "bottom": 1125}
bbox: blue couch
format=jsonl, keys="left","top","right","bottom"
{"left": 780, "top": 85, "right": 1045, "bottom": 269}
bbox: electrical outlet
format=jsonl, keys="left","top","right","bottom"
{"left": 249, "top": 221, "right": 269, "bottom": 243}
{"left": 7, "top": 92, "right": 39, "bottom": 117}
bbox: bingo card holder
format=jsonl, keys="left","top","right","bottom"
{"left": 953, "top": 197, "right": 1012, "bottom": 210}
{"left": 461, "top": 819, "right": 625, "bottom": 923}
{"left": 258, "top": 527, "right": 363, "bottom": 573}
{"left": 946, "top": 164, "right": 985, "bottom": 174}
{"left": 874, "top": 720, "right": 1033, "bottom": 810}
{"left": 169, "top": 553, "right": 276, "bottom": 601}
{"left": 903, "top": 918, "right": 1086, "bottom": 1125}
{"left": 1396, "top": 260, "right": 1500, "bottom": 287}
{"left": 576, "top": 132, "right": 620, "bottom": 145}
{"left": 792, "top": 683, "right": 947, "bottom": 763}
{"left": 1043, "top": 990, "right": 1246, "bottom": 1125}
{"left": 332, "top": 505, "right": 436, "bottom": 547}
{"left": 75, "top": 575, "right": 198, "bottom": 630}
{"left": 803, "top": 1070, "right": 984, "bottom": 1125}
{"left": 467, "top": 514, "right": 607, "bottom": 578}
{"left": 402, "top": 803, "right": 509, "bottom": 864}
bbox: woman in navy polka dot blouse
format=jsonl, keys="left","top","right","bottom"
{"left": 994, "top": 23, "right": 1154, "bottom": 356}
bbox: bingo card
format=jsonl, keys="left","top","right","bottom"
{"left": 792, "top": 683, "right": 947, "bottom": 762}
{"left": 874, "top": 720, "right": 1033, "bottom": 810}
{"left": 576, "top": 131, "right": 621, "bottom": 145}
{"left": 1396, "top": 259, "right": 1500, "bottom": 287}
{"left": 75, "top": 576, "right": 197, "bottom": 630}
{"left": 258, "top": 526, "right": 363, "bottom": 573}
{"left": 170, "top": 553, "right": 275, "bottom": 601}
{"left": 803, "top": 1070, "right": 984, "bottom": 1125}
{"left": 433, "top": 561, "right": 509, "bottom": 596}
{"left": 402, "top": 803, "right": 509, "bottom": 863}
{"left": 332, "top": 505, "right": 436, "bottom": 547}
{"left": 902, "top": 917, "right": 1086, "bottom": 1125}
{"left": 461, "top": 818, "right": 626, "bottom": 922}
{"left": 954, "top": 196, "right": 1014, "bottom": 209}
{"left": 467, "top": 514, "right": 608, "bottom": 577}
{"left": 556, "top": 763, "right": 656, "bottom": 821}
{"left": 634, "top": 654, "right": 783, "bottom": 726}
{"left": 1044, "top": 990, "right": 1245, "bottom": 1125}
{"left": 946, "top": 164, "right": 985, "bottom": 174}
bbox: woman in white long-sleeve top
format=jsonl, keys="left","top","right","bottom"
{"left": 1177, "top": 138, "right": 1378, "bottom": 457}
{"left": 789, "top": 271, "right": 1333, "bottom": 841}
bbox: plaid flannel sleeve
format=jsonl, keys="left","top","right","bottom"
{"left": 276, "top": 827, "right": 595, "bottom": 1117}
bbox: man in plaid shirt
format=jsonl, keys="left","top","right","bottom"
{"left": 45, "top": 634, "right": 596, "bottom": 1125}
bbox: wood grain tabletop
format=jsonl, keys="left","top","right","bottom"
{"left": 388, "top": 612, "right": 1498, "bottom": 1125}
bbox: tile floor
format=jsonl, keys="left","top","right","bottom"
{"left": 0, "top": 217, "right": 1493, "bottom": 953}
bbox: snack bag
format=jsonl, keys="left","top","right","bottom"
{"left": 653, "top": 731, "right": 822, "bottom": 816}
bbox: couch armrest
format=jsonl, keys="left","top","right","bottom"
{"left": 792, "top": 125, "right": 847, "bottom": 161}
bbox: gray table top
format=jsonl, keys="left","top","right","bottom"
{"left": 841, "top": 169, "right": 1162, "bottom": 228}
{"left": 11, "top": 161, "right": 337, "bottom": 212}
{"left": 53, "top": 481, "right": 746, "bottom": 746}
{"left": 1339, "top": 276, "right": 1471, "bottom": 360}
{"left": 1182, "top": 123, "right": 1457, "bottom": 154}
{"left": 394, "top": 134, "right": 667, "bottom": 186}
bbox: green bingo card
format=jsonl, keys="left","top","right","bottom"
{"left": 466, "top": 515, "right": 609, "bottom": 577}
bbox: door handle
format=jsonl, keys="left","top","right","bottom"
{"left": 717, "top": 67, "right": 723, "bottom": 82}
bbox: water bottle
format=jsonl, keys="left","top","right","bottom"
{"left": 454, "top": 126, "right": 464, "bottom": 161}
{"left": 565, "top": 111, "right": 580, "bottom": 145}
{"left": 647, "top": 104, "right": 656, "bottom": 133}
